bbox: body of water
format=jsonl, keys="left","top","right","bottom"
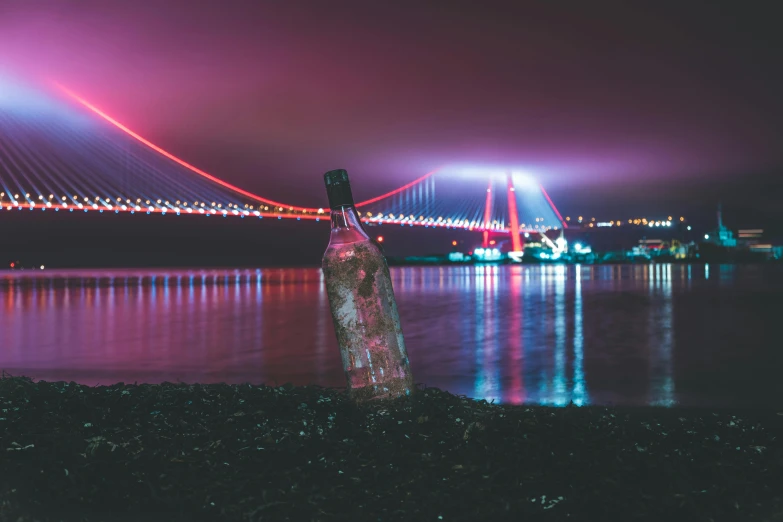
{"left": 1, "top": 264, "right": 780, "bottom": 407}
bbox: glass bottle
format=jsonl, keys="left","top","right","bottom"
{"left": 321, "top": 169, "right": 414, "bottom": 401}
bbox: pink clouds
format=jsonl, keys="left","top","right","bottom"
{"left": 1, "top": 0, "right": 781, "bottom": 209}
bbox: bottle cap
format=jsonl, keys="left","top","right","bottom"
{"left": 323, "top": 169, "right": 355, "bottom": 208}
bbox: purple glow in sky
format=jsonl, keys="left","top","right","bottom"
{"left": 1, "top": 0, "right": 781, "bottom": 216}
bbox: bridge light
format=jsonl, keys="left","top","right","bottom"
{"left": 38, "top": 195, "right": 43, "bottom": 200}
{"left": 566, "top": 216, "right": 570, "bottom": 221}
{"left": 14, "top": 194, "right": 18, "bottom": 199}
{"left": 452, "top": 241, "right": 458, "bottom": 246}
{"left": 680, "top": 216, "right": 685, "bottom": 221}
{"left": 668, "top": 216, "right": 673, "bottom": 221}
{"left": 145, "top": 200, "right": 150, "bottom": 204}
{"left": 25, "top": 193, "right": 30, "bottom": 198}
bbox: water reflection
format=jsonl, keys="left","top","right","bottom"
{"left": 572, "top": 265, "right": 587, "bottom": 405}
{"left": 648, "top": 264, "right": 675, "bottom": 406}
{"left": 473, "top": 265, "right": 501, "bottom": 403}
{"left": 1, "top": 265, "right": 781, "bottom": 407}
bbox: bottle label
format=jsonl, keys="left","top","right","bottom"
{"left": 323, "top": 241, "right": 413, "bottom": 400}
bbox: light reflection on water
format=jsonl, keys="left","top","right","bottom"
{"left": 1, "top": 264, "right": 781, "bottom": 407}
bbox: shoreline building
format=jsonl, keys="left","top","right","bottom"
{"left": 705, "top": 204, "right": 737, "bottom": 248}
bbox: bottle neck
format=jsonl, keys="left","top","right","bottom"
{"left": 329, "top": 205, "right": 370, "bottom": 244}
{"left": 330, "top": 205, "right": 364, "bottom": 229}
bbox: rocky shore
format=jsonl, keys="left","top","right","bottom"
{"left": 1, "top": 377, "right": 781, "bottom": 521}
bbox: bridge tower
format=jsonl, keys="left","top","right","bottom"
{"left": 482, "top": 179, "right": 494, "bottom": 248}
{"left": 506, "top": 171, "right": 523, "bottom": 252}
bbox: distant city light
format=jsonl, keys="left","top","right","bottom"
{"left": 452, "top": 240, "right": 457, "bottom": 246}
{"left": 376, "top": 236, "right": 384, "bottom": 243}
{"left": 687, "top": 226, "right": 692, "bottom": 231}
{"left": 704, "top": 234, "right": 710, "bottom": 240}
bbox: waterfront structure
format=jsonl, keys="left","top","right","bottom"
{"left": 704, "top": 204, "right": 737, "bottom": 248}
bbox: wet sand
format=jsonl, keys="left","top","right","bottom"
{"left": 1, "top": 377, "right": 781, "bottom": 521}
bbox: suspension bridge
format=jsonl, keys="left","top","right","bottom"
{"left": 0, "top": 75, "right": 566, "bottom": 251}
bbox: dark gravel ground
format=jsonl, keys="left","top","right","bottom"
{"left": 1, "top": 376, "right": 782, "bottom": 522}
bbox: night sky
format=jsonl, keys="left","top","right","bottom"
{"left": 1, "top": 0, "right": 782, "bottom": 227}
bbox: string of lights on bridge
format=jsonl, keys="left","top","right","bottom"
{"left": 1, "top": 190, "right": 557, "bottom": 232}
{"left": 563, "top": 216, "right": 689, "bottom": 229}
